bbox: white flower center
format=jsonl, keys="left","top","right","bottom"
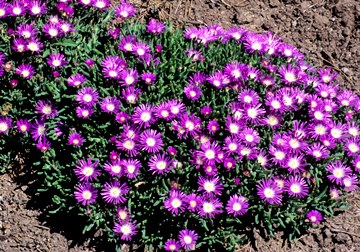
{"left": 205, "top": 149, "right": 215, "bottom": 159}
{"left": 263, "top": 188, "right": 275, "bottom": 198}
{"left": 232, "top": 202, "right": 241, "bottom": 211}
{"left": 171, "top": 198, "right": 182, "bottom": 208}
{"left": 146, "top": 137, "right": 156, "bottom": 147}
{"left": 83, "top": 167, "right": 94, "bottom": 177}
{"left": 82, "top": 190, "right": 92, "bottom": 200}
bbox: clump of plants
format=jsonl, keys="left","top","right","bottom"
{"left": 0, "top": 0, "right": 359, "bottom": 251}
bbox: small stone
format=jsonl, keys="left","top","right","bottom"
{"left": 342, "top": 28, "right": 351, "bottom": 37}
{"left": 269, "top": 0, "right": 280, "bottom": 8}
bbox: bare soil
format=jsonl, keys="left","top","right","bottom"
{"left": 1, "top": 0, "right": 359, "bottom": 251}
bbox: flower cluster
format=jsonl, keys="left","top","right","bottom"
{"left": 0, "top": 0, "right": 359, "bottom": 250}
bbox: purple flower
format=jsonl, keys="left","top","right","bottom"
{"left": 30, "top": 119, "right": 46, "bottom": 141}
{"left": 68, "top": 132, "right": 85, "bottom": 147}
{"left": 164, "top": 239, "right": 181, "bottom": 252}
{"left": 139, "top": 129, "right": 163, "bottom": 153}
{"left": 122, "top": 158, "right": 141, "bottom": 179}
{"left": 78, "top": 0, "right": 93, "bottom": 7}
{"left": 76, "top": 87, "right": 99, "bottom": 107}
{"left": 344, "top": 138, "right": 360, "bottom": 157}
{"left": 327, "top": 160, "right": 352, "bottom": 185}
{"left": 116, "top": 207, "right": 130, "bottom": 222}
{"left": 74, "top": 158, "right": 100, "bottom": 182}
{"left": 0, "top": 116, "right": 12, "bottom": 134}
{"left": 116, "top": 138, "right": 138, "bottom": 157}
{"left": 226, "top": 194, "right": 249, "bottom": 216}
{"left": 47, "top": 53, "right": 68, "bottom": 68}
{"left": 196, "top": 141, "right": 222, "bottom": 166}
{"left": 164, "top": 190, "right": 186, "bottom": 215}
{"left": 285, "top": 176, "right": 309, "bottom": 198}
{"left": 256, "top": 179, "right": 283, "bottom": 204}
{"left": 0, "top": 2, "right": 9, "bottom": 18}
{"left": 243, "top": 32, "right": 266, "bottom": 54}
{"left": 132, "top": 104, "right": 155, "bottom": 128}
{"left": 36, "top": 137, "right": 51, "bottom": 151}
{"left": 200, "top": 106, "right": 212, "bottom": 116}
{"left": 141, "top": 72, "right": 156, "bottom": 85}
{"left": 184, "top": 84, "right": 202, "bottom": 100}
{"left": 133, "top": 42, "right": 150, "bottom": 58}
{"left": 207, "top": 120, "right": 219, "bottom": 134}
{"left": 26, "top": 38, "right": 44, "bottom": 52}
{"left": 198, "top": 196, "right": 222, "bottom": 218}
{"left": 75, "top": 106, "right": 94, "bottom": 119}
{"left": 343, "top": 175, "right": 358, "bottom": 192}
{"left": 85, "top": 58, "right": 95, "bottom": 67}
{"left": 109, "top": 27, "right": 120, "bottom": 38}
{"left": 93, "top": 0, "right": 110, "bottom": 10}
{"left": 67, "top": 73, "right": 87, "bottom": 87}
{"left": 28, "top": 1, "right": 47, "bottom": 16}
{"left": 115, "top": 111, "right": 129, "bottom": 124}
{"left": 16, "top": 119, "right": 30, "bottom": 133}
{"left": 16, "top": 24, "right": 38, "bottom": 39}
{"left": 35, "top": 100, "right": 58, "bottom": 119}
{"left": 12, "top": 38, "right": 27, "bottom": 52}
{"left": 74, "top": 183, "right": 97, "bottom": 206}
{"left": 42, "top": 23, "right": 63, "bottom": 38}
{"left": 178, "top": 229, "right": 198, "bottom": 250}
{"left": 114, "top": 220, "right": 138, "bottom": 241}
{"left": 318, "top": 68, "right": 337, "bottom": 84}
{"left": 146, "top": 19, "right": 165, "bottom": 35}
{"left": 115, "top": 2, "right": 136, "bottom": 19}
{"left": 306, "top": 210, "right": 323, "bottom": 224}
{"left": 178, "top": 113, "right": 202, "bottom": 138}
{"left": 119, "top": 68, "right": 138, "bottom": 86}
{"left": 15, "top": 63, "right": 35, "bottom": 79}
{"left": 103, "top": 159, "right": 122, "bottom": 177}
{"left": 100, "top": 97, "right": 120, "bottom": 114}
{"left": 101, "top": 181, "right": 129, "bottom": 204}
{"left": 207, "top": 70, "right": 230, "bottom": 89}
{"left": 118, "top": 35, "right": 137, "bottom": 52}
{"left": 10, "top": 2, "right": 25, "bottom": 16}
{"left": 198, "top": 176, "right": 224, "bottom": 195}
{"left": 148, "top": 153, "right": 172, "bottom": 175}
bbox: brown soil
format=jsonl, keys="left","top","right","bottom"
{"left": 1, "top": 0, "right": 359, "bottom": 251}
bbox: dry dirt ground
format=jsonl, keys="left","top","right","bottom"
{"left": 1, "top": 0, "right": 359, "bottom": 251}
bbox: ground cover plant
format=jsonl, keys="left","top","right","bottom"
{"left": 0, "top": 0, "right": 359, "bottom": 251}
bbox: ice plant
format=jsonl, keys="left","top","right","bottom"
{"left": 0, "top": 2, "right": 359, "bottom": 251}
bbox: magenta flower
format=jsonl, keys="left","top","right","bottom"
{"left": 285, "top": 176, "right": 309, "bottom": 198}
{"left": 74, "top": 183, "right": 97, "bottom": 206}
{"left": 100, "top": 97, "right": 120, "bottom": 114}
{"left": 35, "top": 100, "right": 58, "bottom": 119}
{"left": 198, "top": 176, "right": 224, "bottom": 196}
{"left": 184, "top": 84, "right": 202, "bottom": 100}
{"left": 76, "top": 87, "right": 99, "bottom": 107}
{"left": 342, "top": 175, "right": 358, "bottom": 192}
{"left": 47, "top": 53, "right": 68, "bottom": 68}
{"left": 0, "top": 2, "right": 9, "bottom": 18}
{"left": 185, "top": 193, "right": 201, "bottom": 212}
{"left": 132, "top": 104, "right": 155, "bottom": 128}
{"left": 198, "top": 196, "right": 222, "bottom": 218}
{"left": 12, "top": 38, "right": 27, "bottom": 52}
{"left": 42, "top": 23, "right": 63, "bottom": 38}
{"left": 178, "top": 229, "right": 198, "bottom": 250}
{"left": 115, "top": 111, "right": 129, "bottom": 124}
{"left": 28, "top": 1, "right": 47, "bottom": 15}
{"left": 15, "top": 63, "right": 35, "bottom": 79}
{"left": 101, "top": 181, "right": 129, "bottom": 204}
{"left": 113, "top": 221, "right": 138, "bottom": 241}
{"left": 10, "top": 2, "right": 25, "bottom": 16}
{"left": 164, "top": 190, "right": 186, "bottom": 215}
{"left": 122, "top": 158, "right": 141, "bottom": 179}
{"left": 116, "top": 138, "right": 138, "bottom": 157}
{"left": 16, "top": 119, "right": 30, "bottom": 133}
{"left": 16, "top": 24, "right": 38, "bottom": 39}
{"left": 146, "top": 19, "right": 165, "bottom": 35}
{"left": 68, "top": 132, "right": 85, "bottom": 147}
{"left": 103, "top": 159, "right": 122, "bottom": 177}
{"left": 93, "top": 0, "right": 109, "bottom": 10}
{"left": 164, "top": 239, "right": 181, "bottom": 252}
{"left": 306, "top": 210, "right": 323, "bottom": 224}
{"left": 196, "top": 141, "right": 222, "bottom": 166}
{"left": 141, "top": 72, "right": 156, "bottom": 85}
{"left": 67, "top": 73, "right": 87, "bottom": 87}
{"left": 115, "top": 2, "right": 136, "bottom": 19}
{"left": 75, "top": 106, "right": 94, "bottom": 119}
{"left": 36, "top": 137, "right": 51, "bottom": 152}
{"left": 148, "top": 153, "right": 172, "bottom": 175}
{"left": 30, "top": 119, "right": 46, "bottom": 141}
{"left": 207, "top": 71, "right": 230, "bottom": 89}
{"left": 118, "top": 35, "right": 137, "bottom": 53}
{"left": 327, "top": 160, "right": 352, "bottom": 185}
{"left": 226, "top": 194, "right": 249, "bottom": 216}
{"left": 139, "top": 129, "right": 163, "bottom": 153}
{"left": 0, "top": 116, "right": 12, "bottom": 135}
{"left": 74, "top": 158, "right": 100, "bottom": 182}
{"left": 121, "top": 86, "right": 141, "bottom": 104}
{"left": 133, "top": 42, "right": 151, "bottom": 58}
{"left": 27, "top": 38, "right": 43, "bottom": 53}
{"left": 256, "top": 179, "right": 283, "bottom": 204}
